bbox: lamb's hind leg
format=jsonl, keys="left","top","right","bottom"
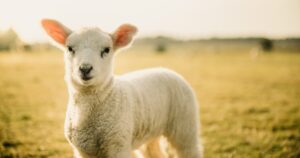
{"left": 167, "top": 124, "right": 203, "bottom": 158}
{"left": 143, "top": 138, "right": 165, "bottom": 158}
{"left": 166, "top": 100, "right": 203, "bottom": 158}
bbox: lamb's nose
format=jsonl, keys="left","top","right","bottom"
{"left": 79, "top": 64, "right": 93, "bottom": 75}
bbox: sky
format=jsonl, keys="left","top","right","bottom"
{"left": 0, "top": 0, "right": 299, "bottom": 42}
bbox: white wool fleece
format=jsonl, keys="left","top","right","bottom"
{"left": 41, "top": 19, "right": 203, "bottom": 158}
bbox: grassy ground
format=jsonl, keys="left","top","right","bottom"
{"left": 0, "top": 48, "right": 299, "bottom": 158}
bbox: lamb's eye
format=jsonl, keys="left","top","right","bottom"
{"left": 67, "top": 46, "right": 75, "bottom": 54}
{"left": 100, "top": 47, "right": 110, "bottom": 58}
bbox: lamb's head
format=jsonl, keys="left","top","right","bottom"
{"left": 41, "top": 19, "right": 137, "bottom": 88}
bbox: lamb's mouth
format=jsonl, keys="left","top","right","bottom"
{"left": 81, "top": 75, "right": 92, "bottom": 81}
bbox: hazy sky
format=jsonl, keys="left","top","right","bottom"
{"left": 0, "top": 0, "right": 299, "bottom": 42}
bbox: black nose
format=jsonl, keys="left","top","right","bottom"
{"left": 79, "top": 64, "right": 93, "bottom": 75}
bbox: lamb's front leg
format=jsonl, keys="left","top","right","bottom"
{"left": 73, "top": 148, "right": 131, "bottom": 158}
{"left": 105, "top": 139, "right": 132, "bottom": 158}
{"left": 101, "top": 146, "right": 131, "bottom": 158}
{"left": 73, "top": 148, "right": 90, "bottom": 158}
{"left": 114, "top": 150, "right": 132, "bottom": 158}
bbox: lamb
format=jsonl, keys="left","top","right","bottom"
{"left": 41, "top": 19, "right": 203, "bottom": 158}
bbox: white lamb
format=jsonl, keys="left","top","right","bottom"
{"left": 41, "top": 19, "right": 203, "bottom": 158}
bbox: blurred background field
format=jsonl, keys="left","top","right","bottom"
{"left": 0, "top": 37, "right": 300, "bottom": 157}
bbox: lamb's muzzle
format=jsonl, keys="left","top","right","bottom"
{"left": 79, "top": 63, "right": 93, "bottom": 81}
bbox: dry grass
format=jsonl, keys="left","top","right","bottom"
{"left": 0, "top": 47, "right": 299, "bottom": 158}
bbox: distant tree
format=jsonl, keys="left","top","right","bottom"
{"left": 260, "top": 38, "right": 273, "bottom": 52}
{"left": 156, "top": 43, "right": 167, "bottom": 53}
{"left": 23, "top": 44, "right": 32, "bottom": 52}
{"left": 0, "top": 28, "right": 22, "bottom": 51}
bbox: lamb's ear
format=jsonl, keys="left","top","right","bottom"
{"left": 41, "top": 19, "right": 72, "bottom": 45}
{"left": 112, "top": 24, "right": 137, "bottom": 49}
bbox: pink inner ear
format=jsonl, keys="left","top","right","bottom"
{"left": 42, "top": 20, "right": 68, "bottom": 45}
{"left": 113, "top": 24, "right": 137, "bottom": 48}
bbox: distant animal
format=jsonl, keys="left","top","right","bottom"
{"left": 41, "top": 19, "right": 203, "bottom": 158}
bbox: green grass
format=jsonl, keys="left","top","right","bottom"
{"left": 0, "top": 49, "right": 299, "bottom": 158}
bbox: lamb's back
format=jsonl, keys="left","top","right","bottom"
{"left": 118, "top": 68, "right": 188, "bottom": 96}
{"left": 117, "top": 68, "right": 193, "bottom": 148}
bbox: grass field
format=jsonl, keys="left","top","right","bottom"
{"left": 0, "top": 47, "right": 299, "bottom": 158}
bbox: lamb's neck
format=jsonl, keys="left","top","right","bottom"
{"left": 65, "top": 77, "right": 117, "bottom": 129}
{"left": 68, "top": 77, "right": 115, "bottom": 104}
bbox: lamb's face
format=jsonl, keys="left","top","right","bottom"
{"left": 41, "top": 19, "right": 137, "bottom": 87}
{"left": 65, "top": 28, "right": 114, "bottom": 86}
